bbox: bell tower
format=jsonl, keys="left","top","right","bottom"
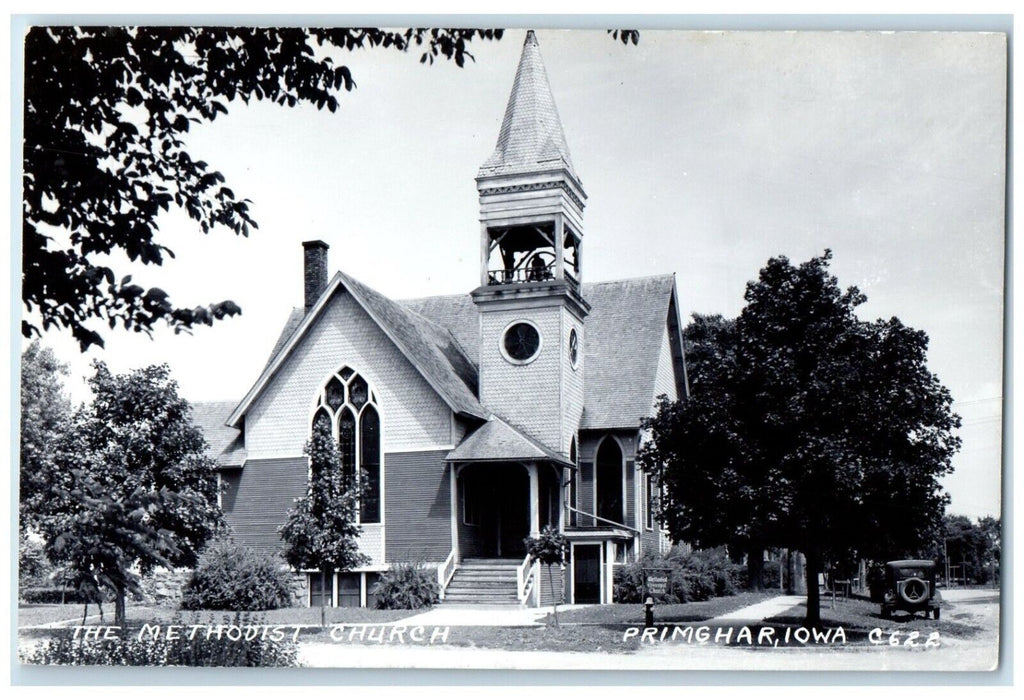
{"left": 472, "top": 30, "right": 589, "bottom": 455}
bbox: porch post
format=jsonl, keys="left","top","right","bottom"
{"left": 449, "top": 463, "right": 459, "bottom": 561}
{"left": 528, "top": 462, "right": 540, "bottom": 537}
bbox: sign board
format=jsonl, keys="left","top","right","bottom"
{"left": 647, "top": 575, "right": 669, "bottom": 596}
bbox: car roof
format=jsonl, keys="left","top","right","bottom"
{"left": 886, "top": 559, "right": 936, "bottom": 567}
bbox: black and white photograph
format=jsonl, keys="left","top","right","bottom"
{"left": 12, "top": 16, "right": 1007, "bottom": 679}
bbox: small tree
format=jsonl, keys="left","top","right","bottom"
{"left": 41, "top": 362, "right": 224, "bottom": 626}
{"left": 19, "top": 341, "right": 72, "bottom": 532}
{"left": 280, "top": 417, "right": 368, "bottom": 628}
{"left": 524, "top": 526, "right": 568, "bottom": 627}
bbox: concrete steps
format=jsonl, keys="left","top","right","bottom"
{"left": 442, "top": 558, "right": 521, "bottom": 605}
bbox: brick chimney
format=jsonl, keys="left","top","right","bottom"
{"left": 302, "top": 240, "right": 329, "bottom": 314}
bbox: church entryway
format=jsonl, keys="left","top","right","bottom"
{"left": 459, "top": 464, "right": 530, "bottom": 559}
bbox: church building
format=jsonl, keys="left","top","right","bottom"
{"left": 196, "top": 31, "right": 689, "bottom": 608}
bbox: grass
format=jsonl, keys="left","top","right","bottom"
{"left": 18, "top": 602, "right": 416, "bottom": 630}
{"left": 763, "top": 596, "right": 985, "bottom": 642}
{"left": 541, "top": 591, "right": 773, "bottom": 625}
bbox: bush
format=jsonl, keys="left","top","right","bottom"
{"left": 180, "top": 541, "right": 294, "bottom": 611}
{"left": 20, "top": 613, "right": 297, "bottom": 667}
{"left": 371, "top": 562, "right": 439, "bottom": 610}
{"left": 613, "top": 547, "right": 741, "bottom": 604}
{"left": 20, "top": 587, "right": 90, "bottom": 604}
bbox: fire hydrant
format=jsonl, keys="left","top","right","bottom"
{"left": 644, "top": 596, "right": 654, "bottom": 627}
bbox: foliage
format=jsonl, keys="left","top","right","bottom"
{"left": 371, "top": 562, "right": 439, "bottom": 610}
{"left": 23, "top": 26, "right": 505, "bottom": 350}
{"left": 280, "top": 418, "right": 367, "bottom": 624}
{"left": 640, "top": 251, "right": 961, "bottom": 624}
{"left": 936, "top": 514, "right": 1001, "bottom": 584}
{"left": 613, "top": 547, "right": 741, "bottom": 604}
{"left": 19, "top": 531, "right": 54, "bottom": 589}
{"left": 19, "top": 341, "right": 72, "bottom": 531}
{"left": 524, "top": 525, "right": 568, "bottom": 566}
{"left": 20, "top": 587, "right": 104, "bottom": 604}
{"left": 180, "top": 541, "right": 295, "bottom": 611}
{"left": 20, "top": 613, "right": 297, "bottom": 667}
{"left": 280, "top": 418, "right": 368, "bottom": 576}
{"left": 39, "top": 362, "right": 224, "bottom": 625}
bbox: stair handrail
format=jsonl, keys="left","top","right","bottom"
{"left": 437, "top": 548, "right": 457, "bottom": 600}
{"left": 566, "top": 505, "right": 640, "bottom": 534}
{"left": 516, "top": 553, "right": 534, "bottom": 604}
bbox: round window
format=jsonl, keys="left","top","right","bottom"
{"left": 502, "top": 322, "right": 541, "bottom": 363}
{"left": 568, "top": 328, "right": 579, "bottom": 369}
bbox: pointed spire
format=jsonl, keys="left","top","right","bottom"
{"left": 478, "top": 30, "right": 579, "bottom": 182}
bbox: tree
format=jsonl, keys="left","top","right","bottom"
{"left": 19, "top": 341, "right": 72, "bottom": 531}
{"left": 23, "top": 26, "right": 505, "bottom": 350}
{"left": 280, "top": 416, "right": 368, "bottom": 628}
{"left": 524, "top": 526, "right": 568, "bottom": 627}
{"left": 41, "top": 362, "right": 223, "bottom": 626}
{"left": 641, "top": 251, "right": 960, "bottom": 625}
{"left": 940, "top": 514, "right": 1001, "bottom": 585}
{"left": 642, "top": 314, "right": 781, "bottom": 591}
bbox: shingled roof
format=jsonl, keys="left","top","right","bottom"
{"left": 477, "top": 30, "right": 579, "bottom": 182}
{"left": 446, "top": 415, "right": 573, "bottom": 467}
{"left": 229, "top": 270, "right": 487, "bottom": 429}
{"left": 404, "top": 274, "right": 683, "bottom": 430}
{"left": 191, "top": 400, "right": 245, "bottom": 468}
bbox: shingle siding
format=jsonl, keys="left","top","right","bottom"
{"left": 245, "top": 291, "right": 453, "bottom": 458}
{"left": 384, "top": 450, "right": 452, "bottom": 562}
{"left": 479, "top": 305, "right": 564, "bottom": 449}
{"left": 652, "top": 324, "right": 678, "bottom": 409}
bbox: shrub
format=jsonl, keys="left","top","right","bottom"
{"left": 20, "top": 613, "right": 297, "bottom": 667}
{"left": 613, "top": 547, "right": 741, "bottom": 604}
{"left": 20, "top": 587, "right": 102, "bottom": 604}
{"left": 371, "top": 562, "right": 439, "bottom": 610}
{"left": 180, "top": 541, "right": 294, "bottom": 611}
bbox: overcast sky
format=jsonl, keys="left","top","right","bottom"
{"left": 25, "top": 29, "right": 1006, "bottom": 519}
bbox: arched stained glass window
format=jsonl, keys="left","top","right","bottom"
{"left": 312, "top": 367, "right": 382, "bottom": 525}
{"left": 337, "top": 408, "right": 356, "bottom": 478}
{"left": 325, "top": 376, "right": 346, "bottom": 411}
{"left": 360, "top": 406, "right": 381, "bottom": 523}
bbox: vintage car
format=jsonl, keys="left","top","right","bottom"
{"left": 880, "top": 559, "right": 942, "bottom": 620}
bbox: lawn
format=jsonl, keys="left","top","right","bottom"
{"left": 541, "top": 591, "right": 773, "bottom": 625}
{"left": 18, "top": 603, "right": 415, "bottom": 630}
{"left": 763, "top": 596, "right": 985, "bottom": 641}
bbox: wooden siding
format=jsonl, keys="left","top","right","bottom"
{"left": 221, "top": 457, "right": 307, "bottom": 554}
{"left": 384, "top": 450, "right": 452, "bottom": 562}
{"left": 536, "top": 563, "right": 566, "bottom": 606}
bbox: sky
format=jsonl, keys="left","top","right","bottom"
{"left": 21, "top": 28, "right": 1007, "bottom": 519}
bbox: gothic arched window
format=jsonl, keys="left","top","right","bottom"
{"left": 312, "top": 367, "right": 382, "bottom": 524}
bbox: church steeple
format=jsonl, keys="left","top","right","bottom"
{"left": 475, "top": 30, "right": 587, "bottom": 299}
{"left": 478, "top": 30, "right": 579, "bottom": 182}
{"left": 471, "top": 30, "right": 588, "bottom": 457}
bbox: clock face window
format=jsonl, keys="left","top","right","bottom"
{"left": 568, "top": 328, "right": 579, "bottom": 369}
{"left": 502, "top": 322, "right": 541, "bottom": 363}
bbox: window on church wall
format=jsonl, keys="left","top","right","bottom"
{"left": 360, "top": 406, "right": 381, "bottom": 524}
{"left": 568, "top": 438, "right": 578, "bottom": 527}
{"left": 645, "top": 472, "right": 655, "bottom": 531}
{"left": 312, "top": 367, "right": 381, "bottom": 525}
{"left": 338, "top": 409, "right": 356, "bottom": 480}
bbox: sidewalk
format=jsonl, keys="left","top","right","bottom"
{"left": 705, "top": 595, "right": 805, "bottom": 623}
{"left": 394, "top": 603, "right": 593, "bottom": 627}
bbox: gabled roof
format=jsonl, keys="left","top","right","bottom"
{"left": 446, "top": 415, "right": 573, "bottom": 467}
{"left": 404, "top": 274, "right": 685, "bottom": 430}
{"left": 227, "top": 271, "right": 487, "bottom": 428}
{"left": 191, "top": 400, "right": 245, "bottom": 467}
{"left": 477, "top": 30, "right": 579, "bottom": 182}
